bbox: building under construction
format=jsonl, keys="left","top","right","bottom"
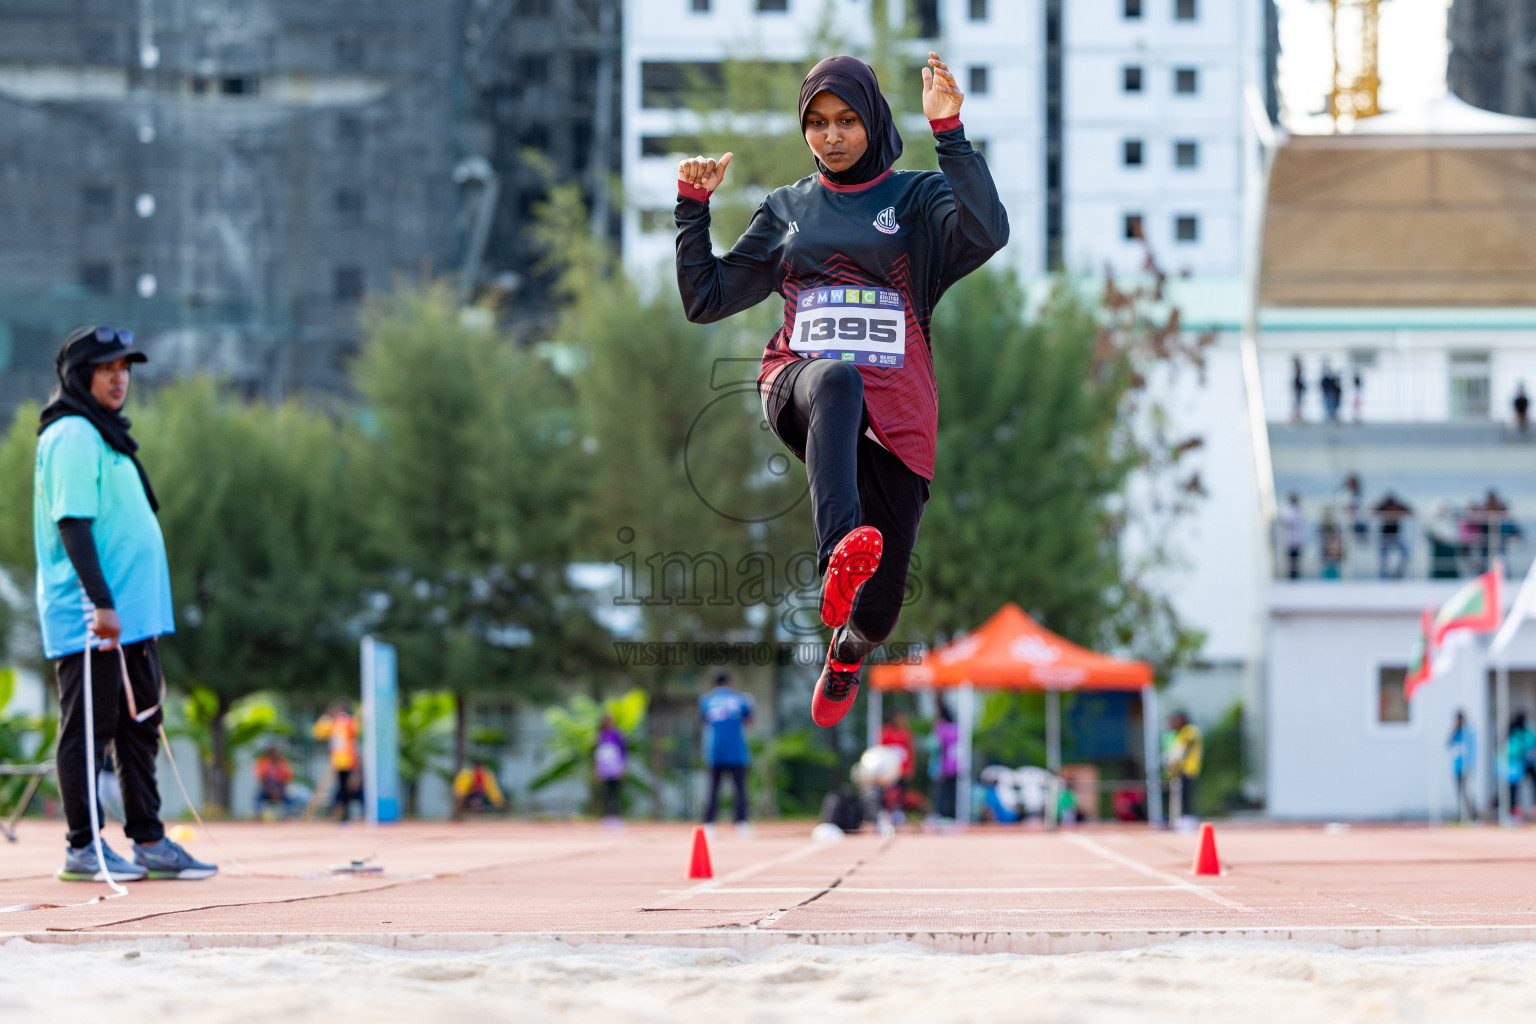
{"left": 1448, "top": 0, "right": 1536, "bottom": 115}
{"left": 0, "top": 0, "right": 622, "bottom": 421}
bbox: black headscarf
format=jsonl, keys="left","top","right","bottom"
{"left": 38, "top": 326, "right": 159, "bottom": 512}
{"left": 798, "top": 55, "right": 903, "bottom": 186}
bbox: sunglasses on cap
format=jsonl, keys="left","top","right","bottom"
{"left": 94, "top": 326, "right": 134, "bottom": 348}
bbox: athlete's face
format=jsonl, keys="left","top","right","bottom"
{"left": 90, "top": 357, "right": 131, "bottom": 412}
{"left": 803, "top": 91, "right": 868, "bottom": 173}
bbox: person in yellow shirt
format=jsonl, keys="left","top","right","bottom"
{"left": 313, "top": 702, "right": 361, "bottom": 821}
{"left": 1163, "top": 711, "right": 1203, "bottom": 825}
{"left": 451, "top": 761, "right": 506, "bottom": 818}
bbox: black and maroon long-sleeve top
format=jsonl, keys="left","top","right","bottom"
{"left": 675, "top": 117, "right": 1009, "bottom": 481}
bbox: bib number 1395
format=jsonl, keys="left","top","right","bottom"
{"left": 789, "top": 286, "right": 907, "bottom": 369}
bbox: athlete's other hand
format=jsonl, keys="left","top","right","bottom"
{"left": 921, "top": 52, "right": 963, "bottom": 121}
{"left": 679, "top": 152, "right": 733, "bottom": 192}
{"left": 90, "top": 607, "right": 121, "bottom": 649}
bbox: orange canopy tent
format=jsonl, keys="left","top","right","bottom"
{"left": 866, "top": 603, "right": 1161, "bottom": 826}
{"left": 868, "top": 603, "right": 1153, "bottom": 692}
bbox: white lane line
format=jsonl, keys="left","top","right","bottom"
{"left": 656, "top": 885, "right": 1236, "bottom": 895}
{"left": 658, "top": 840, "right": 831, "bottom": 902}
{"left": 1062, "top": 833, "right": 1251, "bottom": 911}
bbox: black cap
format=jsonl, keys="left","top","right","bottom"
{"left": 58, "top": 325, "right": 147, "bottom": 371}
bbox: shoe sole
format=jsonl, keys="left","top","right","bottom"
{"left": 139, "top": 867, "right": 218, "bottom": 880}
{"left": 821, "top": 527, "right": 883, "bottom": 629}
{"left": 811, "top": 677, "right": 861, "bottom": 728}
{"left": 57, "top": 868, "right": 147, "bottom": 882}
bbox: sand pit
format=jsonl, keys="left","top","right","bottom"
{"left": 7, "top": 936, "right": 1536, "bottom": 1023}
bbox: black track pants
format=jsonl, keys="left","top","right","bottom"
{"left": 54, "top": 638, "right": 166, "bottom": 850}
{"left": 768, "top": 358, "right": 929, "bottom": 664}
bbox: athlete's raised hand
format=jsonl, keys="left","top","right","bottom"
{"left": 679, "top": 152, "right": 734, "bottom": 193}
{"left": 921, "top": 52, "right": 963, "bottom": 121}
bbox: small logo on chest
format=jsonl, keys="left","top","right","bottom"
{"left": 873, "top": 207, "right": 899, "bottom": 234}
{"left": 787, "top": 220, "right": 799, "bottom": 235}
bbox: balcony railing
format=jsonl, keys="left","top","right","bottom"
{"left": 1272, "top": 513, "right": 1531, "bottom": 582}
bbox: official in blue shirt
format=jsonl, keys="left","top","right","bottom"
{"left": 699, "top": 672, "right": 754, "bottom": 825}
{"left": 34, "top": 326, "right": 214, "bottom": 883}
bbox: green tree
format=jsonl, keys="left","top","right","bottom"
{"left": 913, "top": 267, "right": 1207, "bottom": 679}
{"left": 531, "top": 688, "right": 651, "bottom": 813}
{"left": 352, "top": 283, "right": 597, "bottom": 776}
{"left": 138, "top": 380, "right": 362, "bottom": 808}
{"left": 398, "top": 690, "right": 455, "bottom": 815}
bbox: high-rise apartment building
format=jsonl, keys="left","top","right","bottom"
{"left": 1448, "top": 0, "right": 1536, "bottom": 115}
{"left": 0, "top": 0, "right": 465, "bottom": 415}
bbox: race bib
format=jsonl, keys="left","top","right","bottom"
{"left": 789, "top": 286, "right": 906, "bottom": 369}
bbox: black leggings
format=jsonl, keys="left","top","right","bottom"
{"left": 54, "top": 638, "right": 166, "bottom": 850}
{"left": 769, "top": 359, "right": 929, "bottom": 664}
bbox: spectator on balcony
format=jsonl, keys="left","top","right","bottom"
{"left": 1321, "top": 363, "right": 1344, "bottom": 423}
{"left": 1374, "top": 492, "right": 1412, "bottom": 578}
{"left": 1318, "top": 510, "right": 1344, "bottom": 579}
{"left": 1290, "top": 357, "right": 1306, "bottom": 423}
{"left": 1338, "top": 473, "right": 1368, "bottom": 544}
{"left": 1428, "top": 502, "right": 1461, "bottom": 579}
{"left": 1279, "top": 493, "right": 1305, "bottom": 579}
{"left": 1515, "top": 383, "right": 1530, "bottom": 437}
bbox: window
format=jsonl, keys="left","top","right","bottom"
{"left": 1175, "top": 215, "right": 1199, "bottom": 242}
{"left": 1123, "top": 65, "right": 1144, "bottom": 93}
{"left": 1175, "top": 0, "right": 1197, "bottom": 19}
{"left": 521, "top": 123, "right": 551, "bottom": 149}
{"left": 1450, "top": 351, "right": 1492, "bottom": 419}
{"left": 334, "top": 35, "right": 364, "bottom": 69}
{"left": 692, "top": 0, "right": 710, "bottom": 9}
{"left": 969, "top": 66, "right": 989, "bottom": 94}
{"left": 1123, "top": 139, "right": 1143, "bottom": 166}
{"left": 970, "top": 0, "right": 988, "bottom": 19}
{"left": 1174, "top": 140, "right": 1199, "bottom": 167}
{"left": 641, "top": 61, "right": 724, "bottom": 108}
{"left": 334, "top": 188, "right": 364, "bottom": 227}
{"left": 520, "top": 55, "right": 549, "bottom": 82}
{"left": 756, "top": 0, "right": 788, "bottom": 10}
{"left": 641, "top": 135, "right": 703, "bottom": 157}
{"left": 220, "top": 76, "right": 257, "bottom": 96}
{"left": 1378, "top": 667, "right": 1409, "bottom": 724}
{"left": 1124, "top": 0, "right": 1142, "bottom": 17}
{"left": 914, "top": 0, "right": 940, "bottom": 36}
{"left": 333, "top": 266, "right": 364, "bottom": 303}
{"left": 80, "top": 263, "right": 112, "bottom": 294}
{"left": 1175, "top": 67, "right": 1198, "bottom": 94}
{"left": 81, "top": 185, "right": 114, "bottom": 223}
{"left": 337, "top": 115, "right": 363, "bottom": 152}
{"left": 1124, "top": 214, "right": 1144, "bottom": 241}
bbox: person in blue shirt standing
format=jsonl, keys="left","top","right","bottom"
{"left": 34, "top": 326, "right": 215, "bottom": 882}
{"left": 1448, "top": 710, "right": 1476, "bottom": 823}
{"left": 699, "top": 672, "right": 754, "bottom": 827}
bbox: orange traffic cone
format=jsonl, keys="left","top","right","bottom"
{"left": 1191, "top": 822, "right": 1221, "bottom": 876}
{"left": 687, "top": 825, "right": 713, "bottom": 879}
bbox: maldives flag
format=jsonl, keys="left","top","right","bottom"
{"left": 1405, "top": 608, "right": 1435, "bottom": 700}
{"left": 1431, "top": 565, "right": 1504, "bottom": 647}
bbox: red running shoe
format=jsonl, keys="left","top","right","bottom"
{"left": 812, "top": 652, "right": 863, "bottom": 728}
{"left": 820, "top": 525, "right": 883, "bottom": 629}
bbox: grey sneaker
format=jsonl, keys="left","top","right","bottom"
{"left": 58, "top": 841, "right": 149, "bottom": 882}
{"left": 132, "top": 837, "right": 218, "bottom": 880}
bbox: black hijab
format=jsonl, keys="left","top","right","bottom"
{"left": 798, "top": 55, "right": 903, "bottom": 186}
{"left": 38, "top": 326, "right": 159, "bottom": 512}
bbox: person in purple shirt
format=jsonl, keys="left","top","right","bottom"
{"left": 594, "top": 712, "right": 627, "bottom": 821}
{"left": 929, "top": 703, "right": 960, "bottom": 820}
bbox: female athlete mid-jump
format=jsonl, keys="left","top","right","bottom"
{"left": 676, "top": 53, "right": 1009, "bottom": 727}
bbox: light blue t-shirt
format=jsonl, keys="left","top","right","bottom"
{"left": 33, "top": 416, "right": 174, "bottom": 658}
{"left": 700, "top": 686, "right": 753, "bottom": 767}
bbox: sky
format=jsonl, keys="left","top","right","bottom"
{"left": 1274, "top": 0, "right": 1453, "bottom": 133}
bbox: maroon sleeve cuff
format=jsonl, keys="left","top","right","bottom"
{"left": 677, "top": 179, "right": 713, "bottom": 203}
{"left": 929, "top": 116, "right": 963, "bottom": 134}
